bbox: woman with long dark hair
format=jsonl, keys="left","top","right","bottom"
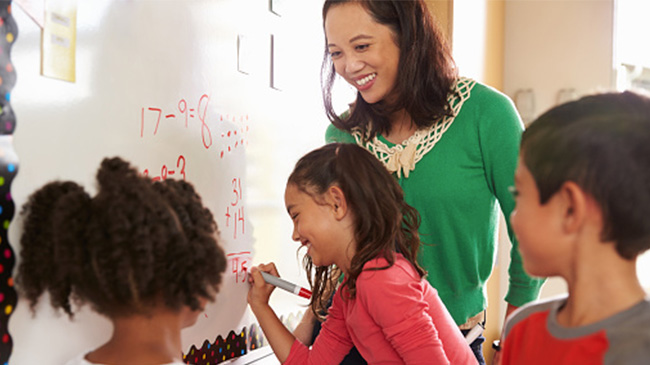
{"left": 300, "top": 1, "right": 545, "bottom": 363}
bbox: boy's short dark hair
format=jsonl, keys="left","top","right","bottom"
{"left": 521, "top": 91, "right": 650, "bottom": 260}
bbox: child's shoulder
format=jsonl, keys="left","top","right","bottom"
{"left": 605, "top": 299, "right": 650, "bottom": 341}
{"left": 588, "top": 299, "right": 650, "bottom": 364}
{"left": 504, "top": 297, "right": 650, "bottom": 343}
{"left": 503, "top": 295, "right": 565, "bottom": 338}
{"left": 358, "top": 253, "right": 419, "bottom": 283}
{"left": 352, "top": 254, "right": 432, "bottom": 313}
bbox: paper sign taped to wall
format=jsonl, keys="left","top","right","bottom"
{"left": 41, "top": 0, "right": 76, "bottom": 82}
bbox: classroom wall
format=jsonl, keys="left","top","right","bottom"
{"left": 424, "top": 0, "right": 453, "bottom": 44}
{"left": 493, "top": 0, "right": 625, "bottom": 361}
{"left": 501, "top": 0, "right": 616, "bottom": 301}
{"left": 503, "top": 0, "right": 615, "bottom": 125}
{"left": 7, "top": 1, "right": 328, "bottom": 364}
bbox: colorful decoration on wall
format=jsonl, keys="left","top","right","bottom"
{"left": 182, "top": 310, "right": 304, "bottom": 364}
{"left": 0, "top": 2, "right": 17, "bottom": 364}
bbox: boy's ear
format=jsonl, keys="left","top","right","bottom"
{"left": 558, "top": 181, "right": 587, "bottom": 233}
{"left": 327, "top": 185, "right": 348, "bottom": 220}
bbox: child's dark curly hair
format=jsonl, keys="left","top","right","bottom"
{"left": 16, "top": 157, "right": 227, "bottom": 318}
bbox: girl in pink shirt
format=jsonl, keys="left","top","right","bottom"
{"left": 248, "top": 143, "right": 476, "bottom": 364}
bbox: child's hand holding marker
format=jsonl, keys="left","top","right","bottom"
{"left": 260, "top": 271, "right": 312, "bottom": 299}
{"left": 247, "top": 263, "right": 311, "bottom": 310}
{"left": 247, "top": 263, "right": 278, "bottom": 309}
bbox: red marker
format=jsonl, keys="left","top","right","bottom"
{"left": 260, "top": 271, "right": 312, "bottom": 299}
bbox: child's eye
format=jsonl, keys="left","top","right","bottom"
{"left": 508, "top": 186, "right": 519, "bottom": 198}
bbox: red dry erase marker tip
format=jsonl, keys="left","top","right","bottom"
{"left": 298, "top": 287, "right": 312, "bottom": 300}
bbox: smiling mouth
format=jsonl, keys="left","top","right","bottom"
{"left": 355, "top": 73, "right": 376, "bottom": 86}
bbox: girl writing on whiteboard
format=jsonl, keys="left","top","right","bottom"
{"left": 16, "top": 157, "right": 227, "bottom": 365}
{"left": 247, "top": 143, "right": 476, "bottom": 364}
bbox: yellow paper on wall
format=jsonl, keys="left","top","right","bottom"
{"left": 41, "top": 0, "right": 76, "bottom": 82}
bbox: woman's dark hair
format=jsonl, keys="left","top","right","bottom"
{"left": 521, "top": 91, "right": 650, "bottom": 260}
{"left": 288, "top": 143, "right": 424, "bottom": 319}
{"left": 322, "top": 0, "right": 457, "bottom": 140}
{"left": 17, "top": 157, "right": 227, "bottom": 318}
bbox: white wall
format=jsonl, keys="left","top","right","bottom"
{"left": 503, "top": 0, "right": 615, "bottom": 125}
{"left": 501, "top": 0, "right": 650, "bottom": 298}
{"left": 452, "top": 0, "right": 488, "bottom": 82}
{"left": 498, "top": 0, "right": 616, "bottom": 311}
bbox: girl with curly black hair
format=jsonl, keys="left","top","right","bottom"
{"left": 16, "top": 157, "right": 227, "bottom": 365}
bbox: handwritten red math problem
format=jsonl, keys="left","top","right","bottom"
{"left": 142, "top": 155, "right": 187, "bottom": 181}
{"left": 141, "top": 94, "right": 211, "bottom": 148}
{"left": 227, "top": 251, "right": 251, "bottom": 284}
{"left": 225, "top": 177, "right": 245, "bottom": 240}
{"left": 140, "top": 96, "right": 250, "bottom": 159}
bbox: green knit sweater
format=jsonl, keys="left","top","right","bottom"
{"left": 325, "top": 79, "right": 544, "bottom": 325}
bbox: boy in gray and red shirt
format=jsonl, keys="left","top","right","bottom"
{"left": 498, "top": 91, "right": 650, "bottom": 365}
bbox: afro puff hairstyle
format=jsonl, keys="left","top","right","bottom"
{"left": 17, "top": 157, "right": 227, "bottom": 318}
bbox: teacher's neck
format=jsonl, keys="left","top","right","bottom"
{"left": 385, "top": 110, "right": 417, "bottom": 144}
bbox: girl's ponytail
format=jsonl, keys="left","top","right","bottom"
{"left": 17, "top": 156, "right": 226, "bottom": 318}
{"left": 17, "top": 181, "right": 91, "bottom": 315}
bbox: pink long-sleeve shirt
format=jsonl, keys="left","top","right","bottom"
{"left": 285, "top": 254, "right": 477, "bottom": 364}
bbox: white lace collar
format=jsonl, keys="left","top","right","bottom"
{"left": 350, "top": 77, "right": 476, "bottom": 178}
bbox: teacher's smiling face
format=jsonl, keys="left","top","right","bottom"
{"left": 324, "top": 2, "right": 401, "bottom": 105}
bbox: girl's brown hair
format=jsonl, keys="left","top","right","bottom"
{"left": 322, "top": 0, "right": 457, "bottom": 140}
{"left": 288, "top": 143, "right": 424, "bottom": 319}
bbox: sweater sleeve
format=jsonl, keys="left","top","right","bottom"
{"left": 284, "top": 291, "right": 353, "bottom": 365}
{"left": 357, "top": 266, "right": 451, "bottom": 364}
{"left": 325, "top": 122, "right": 355, "bottom": 144}
{"left": 476, "top": 87, "right": 545, "bottom": 307}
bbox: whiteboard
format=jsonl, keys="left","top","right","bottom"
{"left": 7, "top": 1, "right": 328, "bottom": 364}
